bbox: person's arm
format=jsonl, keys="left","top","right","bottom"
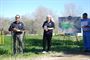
{"left": 8, "top": 23, "right": 14, "bottom": 31}
{"left": 81, "top": 20, "right": 89, "bottom": 28}
{"left": 22, "top": 22, "right": 25, "bottom": 30}
{"left": 8, "top": 23, "right": 19, "bottom": 32}
{"left": 81, "top": 22, "right": 90, "bottom": 28}
{"left": 21, "top": 23, "right": 26, "bottom": 32}
{"left": 42, "top": 21, "right": 46, "bottom": 28}
{"left": 42, "top": 21, "right": 48, "bottom": 31}
{"left": 82, "top": 26, "right": 90, "bottom": 28}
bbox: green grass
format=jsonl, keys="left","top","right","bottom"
{"left": 0, "top": 34, "right": 84, "bottom": 58}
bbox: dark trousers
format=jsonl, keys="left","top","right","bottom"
{"left": 43, "top": 30, "right": 52, "bottom": 51}
{"left": 83, "top": 31, "right": 90, "bottom": 51}
{"left": 13, "top": 34, "right": 24, "bottom": 54}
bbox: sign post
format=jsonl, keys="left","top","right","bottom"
{"left": 0, "top": 20, "right": 4, "bottom": 45}
{"left": 0, "top": 29, "right": 4, "bottom": 45}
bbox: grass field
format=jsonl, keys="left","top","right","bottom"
{"left": 0, "top": 34, "right": 89, "bottom": 60}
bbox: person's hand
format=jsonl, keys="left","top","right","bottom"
{"left": 13, "top": 28, "right": 17, "bottom": 31}
{"left": 23, "top": 30, "right": 27, "bottom": 32}
{"left": 43, "top": 28, "right": 48, "bottom": 31}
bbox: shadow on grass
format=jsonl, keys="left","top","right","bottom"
{"left": 23, "top": 35, "right": 90, "bottom": 56}
{"left": 24, "top": 38, "right": 43, "bottom": 54}
{"left": 0, "top": 35, "right": 90, "bottom": 56}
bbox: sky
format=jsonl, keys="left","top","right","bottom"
{"left": 0, "top": 0, "right": 90, "bottom": 18}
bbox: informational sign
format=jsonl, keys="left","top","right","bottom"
{"left": 58, "top": 16, "right": 81, "bottom": 34}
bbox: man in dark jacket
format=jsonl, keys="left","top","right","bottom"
{"left": 81, "top": 13, "right": 90, "bottom": 52}
{"left": 9, "top": 15, "right": 25, "bottom": 54}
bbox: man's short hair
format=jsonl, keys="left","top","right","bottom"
{"left": 15, "top": 15, "right": 20, "bottom": 18}
{"left": 83, "top": 13, "right": 88, "bottom": 19}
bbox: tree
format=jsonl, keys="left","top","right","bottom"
{"left": 33, "top": 6, "right": 57, "bottom": 34}
{"left": 21, "top": 16, "right": 36, "bottom": 34}
{"left": 63, "top": 3, "right": 82, "bottom": 17}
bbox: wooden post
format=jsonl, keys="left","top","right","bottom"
{"left": 0, "top": 31, "right": 1, "bottom": 44}
{"left": 0, "top": 28, "right": 4, "bottom": 45}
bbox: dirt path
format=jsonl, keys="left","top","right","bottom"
{"left": 2, "top": 53, "right": 90, "bottom": 60}
{"left": 32, "top": 54, "right": 90, "bottom": 60}
{"left": 4, "top": 55, "right": 90, "bottom": 60}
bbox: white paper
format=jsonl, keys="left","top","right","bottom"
{"left": 81, "top": 21, "right": 88, "bottom": 27}
{"left": 44, "top": 26, "right": 48, "bottom": 30}
{"left": 48, "top": 28, "right": 53, "bottom": 30}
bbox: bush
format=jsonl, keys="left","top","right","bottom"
{"left": 0, "top": 47, "right": 8, "bottom": 55}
